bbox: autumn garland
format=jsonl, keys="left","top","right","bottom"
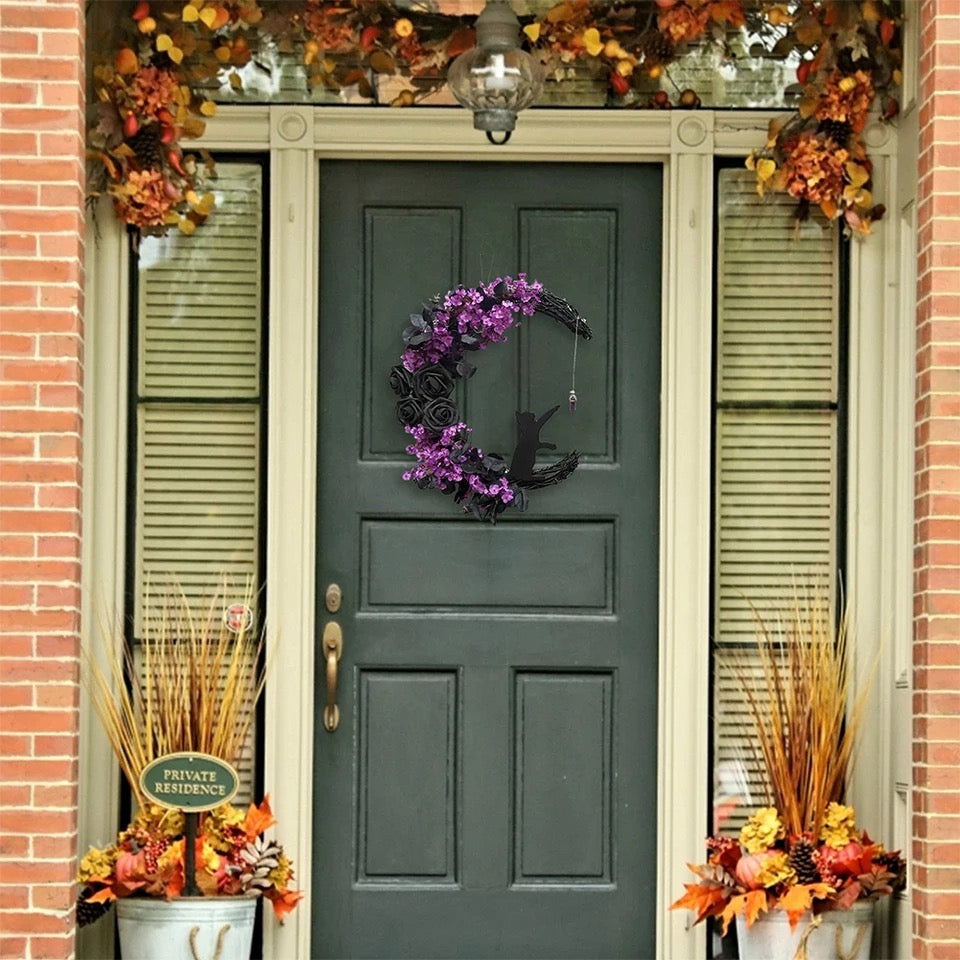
{"left": 88, "top": 0, "right": 902, "bottom": 237}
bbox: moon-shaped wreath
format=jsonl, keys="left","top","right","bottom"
{"left": 390, "top": 274, "right": 593, "bottom": 522}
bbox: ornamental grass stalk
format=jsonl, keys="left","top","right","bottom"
{"left": 734, "top": 582, "right": 873, "bottom": 840}
{"left": 85, "top": 579, "right": 266, "bottom": 809}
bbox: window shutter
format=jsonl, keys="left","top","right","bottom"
{"left": 134, "top": 163, "right": 264, "bottom": 802}
{"left": 712, "top": 169, "right": 840, "bottom": 835}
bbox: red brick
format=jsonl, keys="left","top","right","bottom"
{"left": 0, "top": 710, "right": 78, "bottom": 734}
{"left": 34, "top": 685, "right": 78, "bottom": 709}
{"left": 0, "top": 686, "right": 32, "bottom": 708}
{"left": 0, "top": 938, "right": 27, "bottom": 960}
{"left": 32, "top": 836, "right": 75, "bottom": 858}
{"left": 0, "top": 836, "right": 30, "bottom": 857}
{"left": 0, "top": 735, "right": 30, "bottom": 755}
{"left": 0, "top": 912, "right": 70, "bottom": 934}
{"left": 30, "top": 884, "right": 74, "bottom": 911}
{"left": 0, "top": 6, "right": 79, "bottom": 28}
{"left": 33, "top": 735, "right": 77, "bottom": 757}
{"left": 30, "top": 935, "right": 77, "bottom": 960}
{"left": 0, "top": 657, "right": 77, "bottom": 683}
{"left": 0, "top": 887, "right": 29, "bottom": 910}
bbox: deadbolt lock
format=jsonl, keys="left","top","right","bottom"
{"left": 325, "top": 583, "right": 342, "bottom": 614}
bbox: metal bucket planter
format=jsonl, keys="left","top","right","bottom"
{"left": 116, "top": 896, "right": 257, "bottom": 960}
{"left": 736, "top": 901, "right": 874, "bottom": 960}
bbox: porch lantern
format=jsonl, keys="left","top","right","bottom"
{"left": 447, "top": 1, "right": 543, "bottom": 145}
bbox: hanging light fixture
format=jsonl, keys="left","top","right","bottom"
{"left": 447, "top": 1, "right": 543, "bottom": 145}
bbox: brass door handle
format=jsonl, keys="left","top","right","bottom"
{"left": 322, "top": 621, "right": 343, "bottom": 732}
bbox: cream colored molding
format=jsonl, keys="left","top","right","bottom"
{"left": 261, "top": 104, "right": 319, "bottom": 960}
{"left": 846, "top": 142, "right": 914, "bottom": 960}
{"left": 656, "top": 148, "right": 712, "bottom": 960}
{"left": 78, "top": 203, "right": 128, "bottom": 960}
{"left": 81, "top": 101, "right": 906, "bottom": 959}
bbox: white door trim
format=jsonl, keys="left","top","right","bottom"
{"left": 80, "top": 104, "right": 909, "bottom": 960}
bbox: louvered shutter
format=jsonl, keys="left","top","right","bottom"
{"left": 134, "top": 163, "right": 264, "bottom": 802}
{"left": 712, "top": 169, "right": 840, "bottom": 834}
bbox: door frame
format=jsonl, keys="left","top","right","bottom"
{"left": 80, "top": 104, "right": 910, "bottom": 960}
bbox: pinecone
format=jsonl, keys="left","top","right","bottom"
{"left": 875, "top": 850, "right": 907, "bottom": 893}
{"left": 239, "top": 838, "right": 281, "bottom": 891}
{"left": 638, "top": 29, "right": 674, "bottom": 64}
{"left": 76, "top": 886, "right": 112, "bottom": 928}
{"left": 129, "top": 125, "right": 165, "bottom": 170}
{"left": 818, "top": 119, "right": 853, "bottom": 146}
{"left": 789, "top": 838, "right": 821, "bottom": 884}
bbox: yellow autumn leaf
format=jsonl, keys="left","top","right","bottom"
{"left": 138, "top": 16, "right": 157, "bottom": 34}
{"left": 229, "top": 71, "right": 242, "bottom": 91}
{"left": 845, "top": 161, "right": 869, "bottom": 188}
{"left": 844, "top": 186, "right": 872, "bottom": 206}
{"left": 182, "top": 4, "right": 199, "bottom": 22}
{"left": 766, "top": 115, "right": 785, "bottom": 148}
{"left": 582, "top": 27, "right": 603, "bottom": 57}
{"left": 178, "top": 217, "right": 197, "bottom": 235}
{"left": 820, "top": 198, "right": 838, "bottom": 219}
{"left": 199, "top": 100, "right": 217, "bottom": 117}
{"left": 156, "top": 33, "right": 174, "bottom": 51}
{"left": 165, "top": 210, "right": 181, "bottom": 225}
{"left": 756, "top": 158, "right": 776, "bottom": 182}
{"left": 523, "top": 22, "right": 541, "bottom": 43}
{"left": 799, "top": 95, "right": 818, "bottom": 119}
{"left": 745, "top": 152, "right": 757, "bottom": 171}
{"left": 195, "top": 192, "right": 215, "bottom": 215}
{"left": 199, "top": 6, "right": 217, "bottom": 27}
{"left": 168, "top": 46, "right": 184, "bottom": 64}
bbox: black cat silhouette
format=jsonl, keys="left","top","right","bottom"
{"left": 508, "top": 405, "right": 560, "bottom": 482}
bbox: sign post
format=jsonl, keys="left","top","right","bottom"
{"left": 140, "top": 752, "right": 240, "bottom": 896}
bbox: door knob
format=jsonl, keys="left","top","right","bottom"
{"left": 322, "top": 621, "right": 343, "bottom": 732}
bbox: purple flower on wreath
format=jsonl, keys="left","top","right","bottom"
{"left": 401, "top": 274, "right": 543, "bottom": 373}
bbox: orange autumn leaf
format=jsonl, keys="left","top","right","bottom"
{"left": 670, "top": 882, "right": 729, "bottom": 922}
{"left": 267, "top": 886, "right": 305, "bottom": 921}
{"left": 777, "top": 882, "right": 834, "bottom": 930}
{"left": 115, "top": 47, "right": 139, "bottom": 74}
{"left": 86, "top": 886, "right": 118, "bottom": 904}
{"left": 719, "top": 889, "right": 768, "bottom": 936}
{"left": 244, "top": 794, "right": 277, "bottom": 840}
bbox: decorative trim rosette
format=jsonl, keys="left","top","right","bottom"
{"left": 390, "top": 275, "right": 591, "bottom": 522}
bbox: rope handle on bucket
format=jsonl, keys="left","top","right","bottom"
{"left": 791, "top": 915, "right": 870, "bottom": 960}
{"left": 189, "top": 923, "right": 231, "bottom": 960}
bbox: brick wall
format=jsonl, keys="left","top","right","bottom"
{"left": 0, "top": 0, "right": 85, "bottom": 957}
{"left": 914, "top": 2, "right": 960, "bottom": 959}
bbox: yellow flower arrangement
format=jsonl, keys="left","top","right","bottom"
{"left": 820, "top": 802, "right": 860, "bottom": 849}
{"left": 739, "top": 806, "right": 786, "bottom": 854}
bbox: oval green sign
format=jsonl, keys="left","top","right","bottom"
{"left": 140, "top": 752, "right": 239, "bottom": 812}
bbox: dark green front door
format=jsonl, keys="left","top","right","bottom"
{"left": 313, "top": 161, "right": 661, "bottom": 959}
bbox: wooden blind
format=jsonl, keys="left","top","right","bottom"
{"left": 133, "top": 162, "right": 264, "bottom": 802}
{"left": 712, "top": 168, "right": 840, "bottom": 834}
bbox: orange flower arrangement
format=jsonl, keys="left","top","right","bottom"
{"left": 88, "top": 2, "right": 902, "bottom": 236}
{"left": 77, "top": 798, "right": 303, "bottom": 926}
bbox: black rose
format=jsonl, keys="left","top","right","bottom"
{"left": 413, "top": 364, "right": 454, "bottom": 400}
{"left": 421, "top": 398, "right": 459, "bottom": 434}
{"left": 389, "top": 364, "right": 413, "bottom": 397}
{"left": 396, "top": 397, "right": 424, "bottom": 427}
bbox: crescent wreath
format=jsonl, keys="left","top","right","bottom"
{"left": 389, "top": 274, "right": 593, "bottom": 522}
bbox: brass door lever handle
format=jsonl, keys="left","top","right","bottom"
{"left": 322, "top": 621, "right": 343, "bottom": 732}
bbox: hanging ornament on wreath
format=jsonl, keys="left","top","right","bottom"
{"left": 389, "top": 274, "right": 592, "bottom": 522}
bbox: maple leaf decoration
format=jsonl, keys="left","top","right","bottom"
{"left": 719, "top": 890, "right": 769, "bottom": 936}
{"left": 777, "top": 883, "right": 835, "bottom": 930}
{"left": 671, "top": 881, "right": 729, "bottom": 923}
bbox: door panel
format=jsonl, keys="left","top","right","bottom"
{"left": 314, "top": 161, "right": 661, "bottom": 959}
